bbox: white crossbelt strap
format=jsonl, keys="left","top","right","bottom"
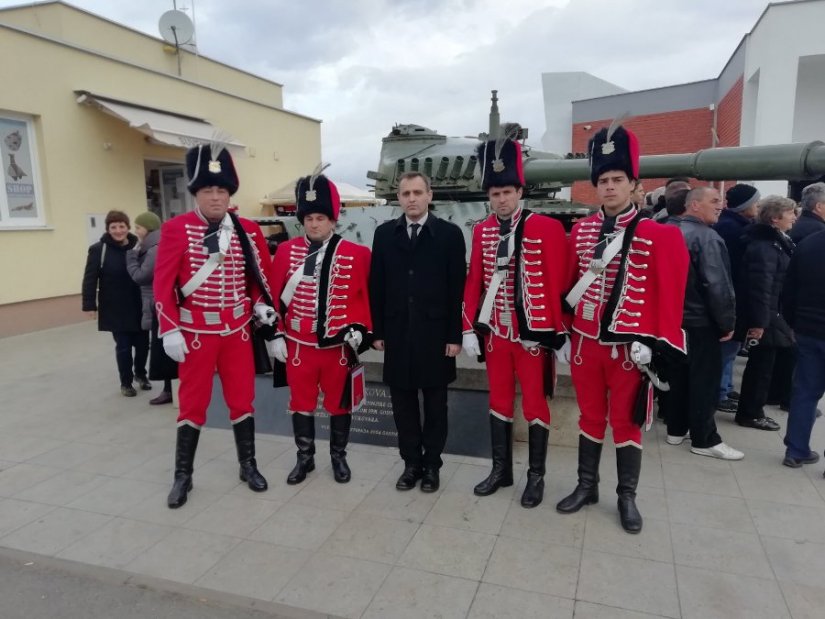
{"left": 180, "top": 213, "right": 234, "bottom": 298}
{"left": 476, "top": 234, "right": 516, "bottom": 326}
{"left": 565, "top": 229, "right": 627, "bottom": 309}
{"left": 280, "top": 244, "right": 325, "bottom": 308}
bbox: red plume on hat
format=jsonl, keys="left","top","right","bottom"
{"left": 295, "top": 163, "right": 341, "bottom": 223}
{"left": 478, "top": 125, "right": 525, "bottom": 191}
{"left": 588, "top": 114, "right": 639, "bottom": 186}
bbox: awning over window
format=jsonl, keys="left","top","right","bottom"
{"left": 76, "top": 91, "right": 245, "bottom": 155}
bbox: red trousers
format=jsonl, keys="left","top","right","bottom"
{"left": 570, "top": 333, "right": 642, "bottom": 446}
{"left": 285, "top": 339, "right": 349, "bottom": 416}
{"left": 484, "top": 334, "right": 551, "bottom": 427}
{"left": 178, "top": 328, "right": 255, "bottom": 428}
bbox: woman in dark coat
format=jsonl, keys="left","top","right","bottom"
{"left": 82, "top": 210, "right": 148, "bottom": 397}
{"left": 126, "top": 211, "right": 178, "bottom": 405}
{"left": 734, "top": 196, "right": 797, "bottom": 431}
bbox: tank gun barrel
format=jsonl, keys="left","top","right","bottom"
{"left": 523, "top": 141, "right": 825, "bottom": 183}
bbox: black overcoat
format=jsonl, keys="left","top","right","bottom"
{"left": 369, "top": 213, "right": 466, "bottom": 389}
{"left": 81, "top": 233, "right": 143, "bottom": 333}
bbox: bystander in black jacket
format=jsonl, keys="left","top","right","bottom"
{"left": 713, "top": 208, "right": 752, "bottom": 291}
{"left": 673, "top": 215, "right": 736, "bottom": 333}
{"left": 783, "top": 229, "right": 825, "bottom": 339}
{"left": 789, "top": 209, "right": 825, "bottom": 245}
{"left": 735, "top": 223, "right": 794, "bottom": 347}
{"left": 82, "top": 232, "right": 142, "bottom": 333}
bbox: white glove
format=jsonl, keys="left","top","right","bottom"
{"left": 462, "top": 332, "right": 481, "bottom": 357}
{"left": 344, "top": 329, "right": 363, "bottom": 350}
{"left": 554, "top": 336, "right": 571, "bottom": 365}
{"left": 253, "top": 303, "right": 277, "bottom": 326}
{"left": 630, "top": 341, "right": 653, "bottom": 366}
{"left": 270, "top": 337, "right": 288, "bottom": 363}
{"left": 163, "top": 330, "right": 189, "bottom": 363}
{"left": 521, "top": 340, "right": 539, "bottom": 351}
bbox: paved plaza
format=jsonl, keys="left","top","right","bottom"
{"left": 2, "top": 323, "right": 825, "bottom": 618}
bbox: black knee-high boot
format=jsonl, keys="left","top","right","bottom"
{"left": 167, "top": 424, "right": 200, "bottom": 509}
{"left": 330, "top": 413, "right": 352, "bottom": 483}
{"left": 521, "top": 425, "right": 549, "bottom": 508}
{"left": 556, "top": 435, "right": 602, "bottom": 514}
{"left": 233, "top": 417, "right": 268, "bottom": 492}
{"left": 287, "top": 413, "right": 315, "bottom": 485}
{"left": 474, "top": 416, "right": 513, "bottom": 496}
{"left": 616, "top": 445, "right": 643, "bottom": 533}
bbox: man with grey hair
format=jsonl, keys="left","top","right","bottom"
{"left": 666, "top": 187, "right": 743, "bottom": 459}
{"left": 790, "top": 181, "right": 825, "bottom": 244}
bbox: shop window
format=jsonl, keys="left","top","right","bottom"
{"left": 0, "top": 113, "right": 45, "bottom": 228}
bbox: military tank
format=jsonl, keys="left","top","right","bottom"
{"left": 258, "top": 90, "right": 825, "bottom": 253}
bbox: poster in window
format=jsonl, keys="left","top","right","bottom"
{"left": 0, "top": 118, "right": 38, "bottom": 219}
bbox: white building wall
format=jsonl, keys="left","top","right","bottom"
{"left": 792, "top": 54, "right": 825, "bottom": 142}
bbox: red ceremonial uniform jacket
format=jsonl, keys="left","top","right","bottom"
{"left": 463, "top": 207, "right": 568, "bottom": 346}
{"left": 153, "top": 210, "right": 272, "bottom": 337}
{"left": 270, "top": 234, "right": 372, "bottom": 348}
{"left": 567, "top": 206, "right": 688, "bottom": 354}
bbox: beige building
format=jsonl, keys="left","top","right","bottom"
{"left": 0, "top": 1, "right": 320, "bottom": 326}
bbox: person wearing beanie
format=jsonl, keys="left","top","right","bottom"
{"left": 153, "top": 143, "right": 277, "bottom": 509}
{"left": 556, "top": 121, "right": 689, "bottom": 534}
{"left": 713, "top": 183, "right": 761, "bottom": 413}
{"left": 269, "top": 166, "right": 372, "bottom": 486}
{"left": 461, "top": 132, "right": 569, "bottom": 509}
{"left": 126, "top": 211, "right": 177, "bottom": 406}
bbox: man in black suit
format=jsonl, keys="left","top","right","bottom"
{"left": 370, "top": 172, "right": 466, "bottom": 492}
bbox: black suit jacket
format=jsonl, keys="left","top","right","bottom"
{"left": 370, "top": 213, "right": 466, "bottom": 389}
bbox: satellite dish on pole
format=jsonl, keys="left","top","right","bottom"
{"left": 158, "top": 10, "right": 194, "bottom": 76}
{"left": 159, "top": 10, "right": 194, "bottom": 46}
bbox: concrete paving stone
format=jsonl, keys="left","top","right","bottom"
{"left": 0, "top": 434, "right": 66, "bottom": 463}
{"left": 467, "top": 582, "right": 574, "bottom": 619}
{"left": 577, "top": 550, "right": 680, "bottom": 618}
{"left": 56, "top": 517, "right": 172, "bottom": 569}
{"left": 275, "top": 551, "right": 391, "bottom": 619}
{"left": 126, "top": 487, "right": 223, "bottom": 527}
{"left": 13, "top": 469, "right": 111, "bottom": 506}
{"left": 665, "top": 489, "right": 755, "bottom": 532}
{"left": 735, "top": 462, "right": 825, "bottom": 508}
{"left": 676, "top": 564, "right": 791, "bottom": 619}
{"left": 584, "top": 508, "right": 673, "bottom": 563}
{"left": 125, "top": 528, "right": 240, "bottom": 585}
{"left": 778, "top": 581, "right": 825, "bottom": 619}
{"left": 482, "top": 535, "right": 580, "bottom": 599}
{"left": 499, "top": 491, "right": 586, "bottom": 548}
{"left": 0, "top": 463, "right": 62, "bottom": 498}
{"left": 354, "top": 477, "right": 440, "bottom": 523}
{"left": 361, "top": 566, "right": 478, "bottom": 619}
{"left": 661, "top": 458, "right": 742, "bottom": 497}
{"left": 185, "top": 492, "right": 283, "bottom": 538}
{"left": 0, "top": 506, "right": 112, "bottom": 556}
{"left": 195, "top": 540, "right": 311, "bottom": 602}
{"left": 0, "top": 498, "right": 56, "bottom": 538}
{"left": 762, "top": 535, "right": 825, "bottom": 588}
{"left": 747, "top": 499, "right": 825, "bottom": 543}
{"left": 320, "top": 511, "right": 419, "bottom": 564}
{"left": 444, "top": 463, "right": 502, "bottom": 493}
{"left": 120, "top": 452, "right": 175, "bottom": 484}
{"left": 670, "top": 522, "right": 774, "bottom": 579}
{"left": 184, "top": 457, "right": 250, "bottom": 495}
{"left": 425, "top": 489, "right": 512, "bottom": 535}
{"left": 289, "top": 474, "right": 377, "bottom": 512}
{"left": 71, "top": 442, "right": 169, "bottom": 477}
{"left": 226, "top": 474, "right": 303, "bottom": 503}
{"left": 398, "top": 523, "right": 496, "bottom": 580}
{"left": 573, "top": 601, "right": 671, "bottom": 618}
{"left": 65, "top": 477, "right": 167, "bottom": 516}
{"left": 248, "top": 501, "right": 348, "bottom": 550}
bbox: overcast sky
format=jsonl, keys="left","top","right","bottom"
{"left": 3, "top": 0, "right": 774, "bottom": 187}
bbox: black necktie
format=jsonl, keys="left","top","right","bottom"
{"left": 303, "top": 241, "right": 323, "bottom": 276}
{"left": 203, "top": 221, "right": 220, "bottom": 254}
{"left": 409, "top": 223, "right": 420, "bottom": 248}
{"left": 496, "top": 218, "right": 511, "bottom": 270}
{"left": 594, "top": 216, "right": 616, "bottom": 260}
